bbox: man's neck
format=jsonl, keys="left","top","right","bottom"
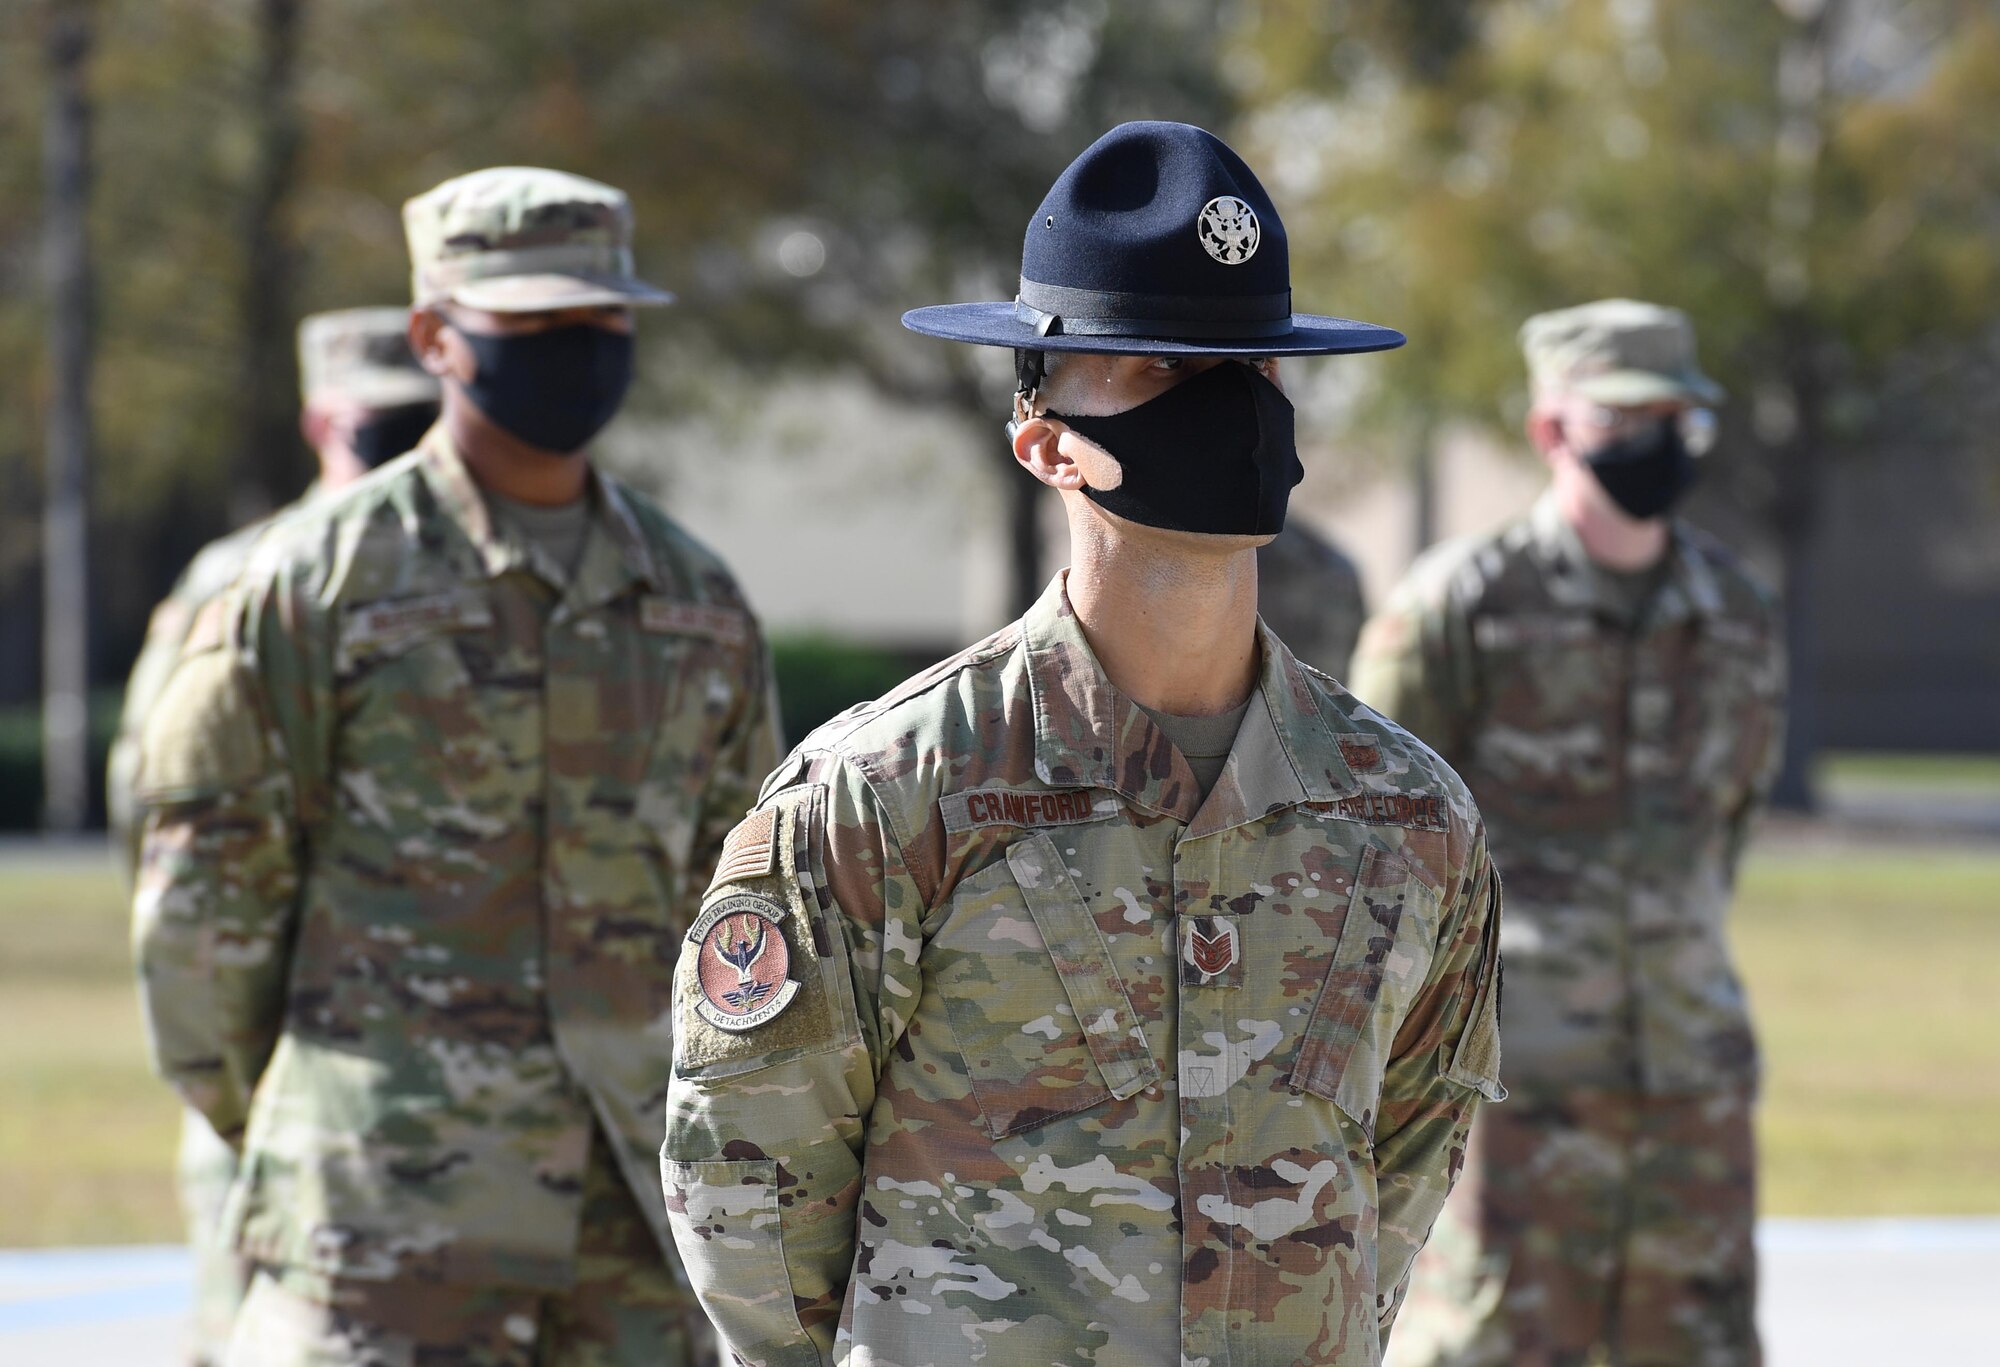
{"left": 1063, "top": 516, "right": 1262, "bottom": 718}
{"left": 445, "top": 396, "right": 590, "bottom": 506}
{"left": 1556, "top": 482, "right": 1671, "bottom": 573}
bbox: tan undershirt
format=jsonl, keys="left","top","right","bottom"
{"left": 1138, "top": 696, "right": 1255, "bottom": 803}
{"left": 487, "top": 489, "right": 592, "bottom": 580}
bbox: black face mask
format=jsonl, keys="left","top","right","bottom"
{"left": 347, "top": 402, "right": 439, "bottom": 470}
{"left": 454, "top": 322, "right": 634, "bottom": 454}
{"left": 1048, "top": 361, "right": 1302, "bottom": 536}
{"left": 1583, "top": 418, "right": 1699, "bottom": 521}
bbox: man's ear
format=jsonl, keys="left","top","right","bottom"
{"left": 1525, "top": 404, "right": 1566, "bottom": 467}
{"left": 300, "top": 403, "right": 330, "bottom": 450}
{"left": 408, "top": 307, "right": 458, "bottom": 380}
{"left": 1012, "top": 414, "right": 1088, "bottom": 491}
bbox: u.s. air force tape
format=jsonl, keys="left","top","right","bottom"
{"left": 686, "top": 893, "right": 801, "bottom": 1033}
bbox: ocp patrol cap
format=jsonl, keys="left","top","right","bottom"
{"left": 901, "top": 120, "right": 1404, "bottom": 359}
{"left": 403, "top": 167, "right": 675, "bottom": 313}
{"left": 296, "top": 307, "right": 439, "bottom": 409}
{"left": 1520, "top": 298, "right": 1724, "bottom": 406}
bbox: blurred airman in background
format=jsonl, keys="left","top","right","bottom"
{"left": 109, "top": 304, "right": 438, "bottom": 1366}
{"left": 1357, "top": 299, "right": 1784, "bottom": 1367}
{"left": 130, "top": 167, "right": 778, "bottom": 1366}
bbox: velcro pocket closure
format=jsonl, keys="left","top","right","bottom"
{"left": 674, "top": 787, "right": 861, "bottom": 1083}
{"left": 136, "top": 642, "right": 269, "bottom": 802}
{"left": 1289, "top": 845, "right": 1442, "bottom": 1138}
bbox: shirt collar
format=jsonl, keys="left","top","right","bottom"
{"left": 1528, "top": 490, "right": 1725, "bottom": 626}
{"left": 1023, "top": 571, "right": 1354, "bottom": 832}
{"left": 416, "top": 427, "right": 662, "bottom": 609}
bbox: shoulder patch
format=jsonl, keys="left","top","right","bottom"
{"left": 689, "top": 893, "right": 801, "bottom": 1032}
{"left": 136, "top": 648, "right": 269, "bottom": 801}
{"left": 639, "top": 596, "right": 751, "bottom": 647}
{"left": 939, "top": 785, "right": 1115, "bottom": 835}
{"left": 1305, "top": 791, "right": 1450, "bottom": 833}
{"left": 674, "top": 791, "right": 859, "bottom": 1080}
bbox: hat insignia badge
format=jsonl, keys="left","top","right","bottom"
{"left": 1198, "top": 196, "right": 1260, "bottom": 265}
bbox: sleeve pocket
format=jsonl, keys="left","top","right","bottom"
{"left": 661, "top": 1157, "right": 821, "bottom": 1366}
{"left": 1442, "top": 872, "right": 1506, "bottom": 1101}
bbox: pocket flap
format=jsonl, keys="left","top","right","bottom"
{"left": 1005, "top": 834, "right": 1158, "bottom": 1101}
{"left": 1289, "top": 845, "right": 1441, "bottom": 1135}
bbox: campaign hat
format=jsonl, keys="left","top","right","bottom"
{"left": 902, "top": 121, "right": 1403, "bottom": 359}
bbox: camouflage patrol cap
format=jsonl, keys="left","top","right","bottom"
{"left": 296, "top": 307, "right": 440, "bottom": 408}
{"left": 402, "top": 167, "right": 674, "bottom": 313}
{"left": 1520, "top": 298, "right": 1724, "bottom": 406}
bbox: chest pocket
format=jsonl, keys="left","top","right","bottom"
{"left": 1470, "top": 613, "right": 1622, "bottom": 816}
{"left": 929, "top": 833, "right": 1158, "bottom": 1139}
{"left": 1688, "top": 619, "right": 1781, "bottom": 804}
{"left": 1289, "top": 845, "right": 1442, "bottom": 1139}
{"left": 331, "top": 590, "right": 499, "bottom": 807}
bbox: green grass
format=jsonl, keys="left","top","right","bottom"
{"left": 1, "top": 836, "right": 1997, "bottom": 1245}
{"left": 0, "top": 853, "right": 183, "bottom": 1246}
{"left": 1733, "top": 844, "right": 2000, "bottom": 1216}
{"left": 1818, "top": 749, "right": 2000, "bottom": 798}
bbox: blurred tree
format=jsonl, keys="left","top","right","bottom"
{"left": 1234, "top": 0, "right": 2000, "bottom": 806}
{"left": 233, "top": 0, "right": 308, "bottom": 518}
{"left": 41, "top": 0, "right": 95, "bottom": 831}
{"left": 0, "top": 0, "right": 1237, "bottom": 724}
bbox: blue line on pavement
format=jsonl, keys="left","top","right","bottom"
{"left": 0, "top": 1276, "right": 189, "bottom": 1333}
{"left": 0, "top": 1246, "right": 187, "bottom": 1289}
{"left": 1758, "top": 1217, "right": 2000, "bottom": 1254}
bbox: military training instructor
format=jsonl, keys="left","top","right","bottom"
{"left": 660, "top": 121, "right": 1506, "bottom": 1367}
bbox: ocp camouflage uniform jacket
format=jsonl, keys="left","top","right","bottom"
{"left": 132, "top": 430, "right": 779, "bottom": 1290}
{"left": 1349, "top": 493, "right": 1784, "bottom": 1099}
{"left": 109, "top": 487, "right": 324, "bottom": 873}
{"left": 661, "top": 573, "right": 1504, "bottom": 1367}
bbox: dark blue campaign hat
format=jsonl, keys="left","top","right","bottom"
{"left": 902, "top": 121, "right": 1405, "bottom": 367}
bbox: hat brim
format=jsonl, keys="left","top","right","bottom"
{"left": 447, "top": 271, "right": 675, "bottom": 313}
{"left": 901, "top": 302, "right": 1405, "bottom": 357}
{"left": 1569, "top": 368, "right": 1725, "bottom": 406}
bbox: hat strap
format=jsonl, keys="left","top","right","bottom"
{"left": 1016, "top": 278, "right": 1293, "bottom": 340}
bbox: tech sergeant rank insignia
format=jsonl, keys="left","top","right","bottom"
{"left": 690, "top": 893, "right": 800, "bottom": 1032}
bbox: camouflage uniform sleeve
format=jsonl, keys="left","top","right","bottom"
{"left": 661, "top": 754, "right": 925, "bottom": 1366}
{"left": 687, "top": 626, "right": 784, "bottom": 894}
{"left": 130, "top": 561, "right": 324, "bottom": 1146}
{"left": 109, "top": 587, "right": 202, "bottom": 878}
{"left": 1726, "top": 597, "right": 1788, "bottom": 876}
{"left": 1349, "top": 572, "right": 1479, "bottom": 765}
{"left": 1373, "top": 828, "right": 1505, "bottom": 1342}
